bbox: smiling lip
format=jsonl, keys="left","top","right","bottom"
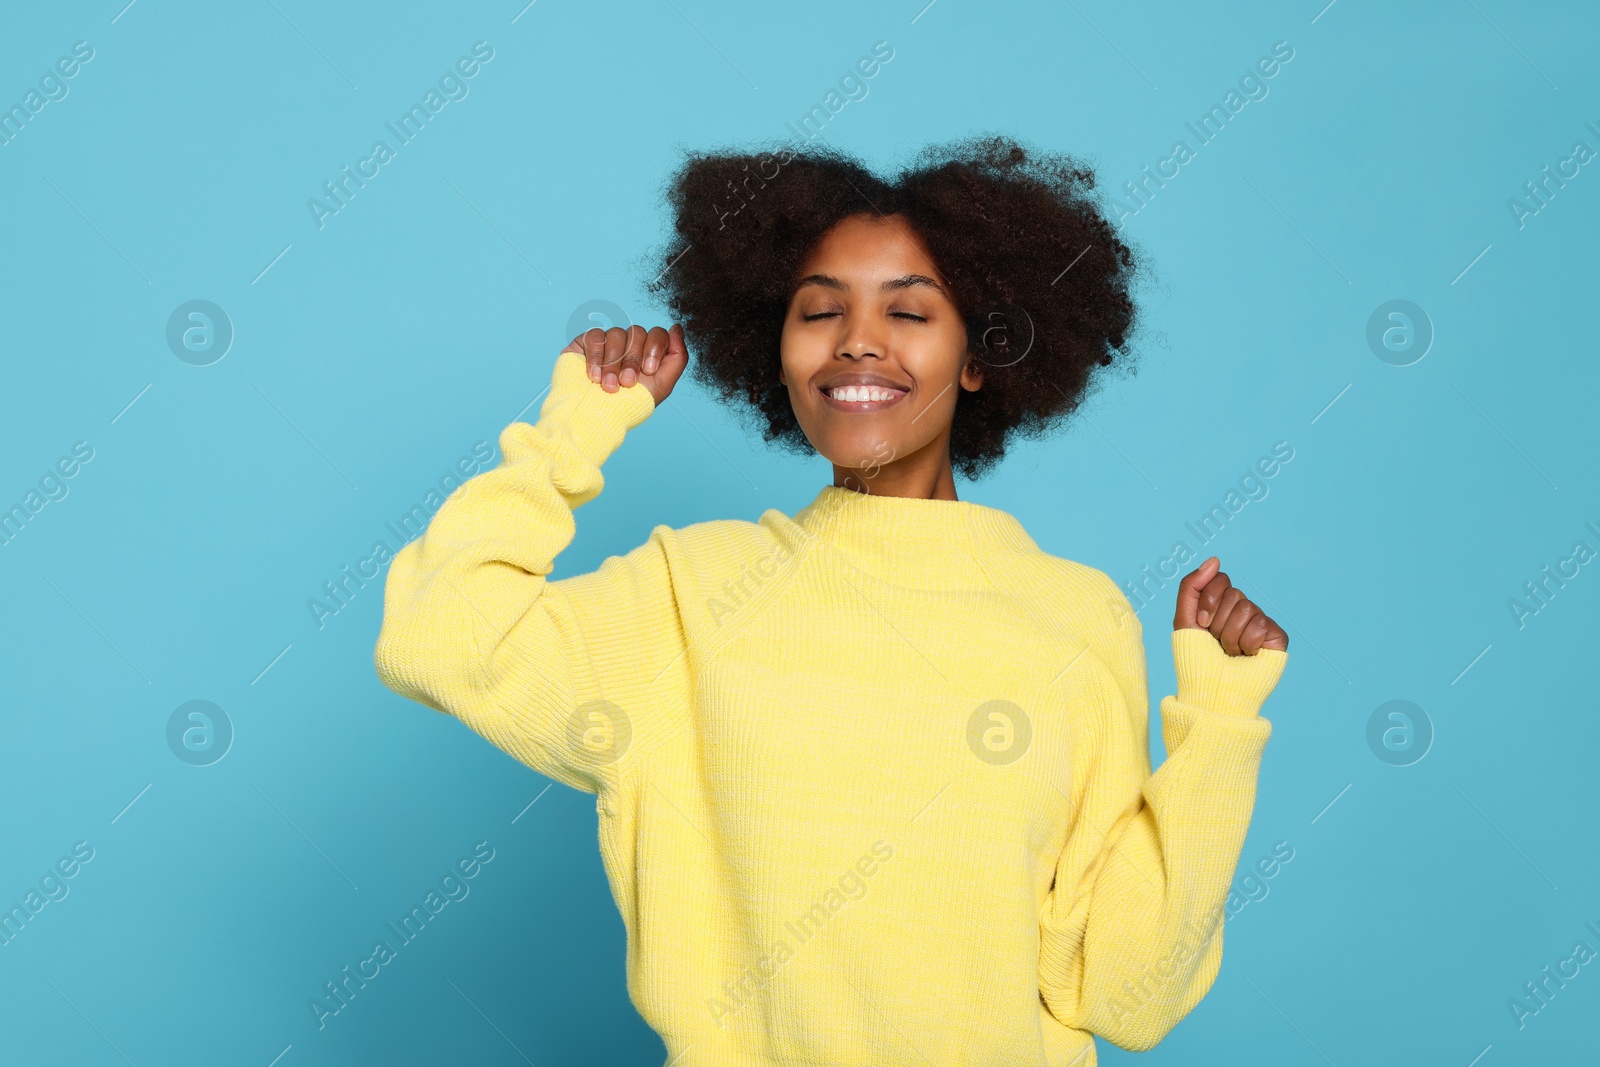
{"left": 818, "top": 380, "right": 910, "bottom": 412}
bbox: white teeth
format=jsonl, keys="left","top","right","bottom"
{"left": 828, "top": 385, "right": 900, "bottom": 402}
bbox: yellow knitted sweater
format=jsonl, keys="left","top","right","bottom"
{"left": 374, "top": 350, "right": 1289, "bottom": 1066}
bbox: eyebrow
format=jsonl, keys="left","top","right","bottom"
{"left": 792, "top": 273, "right": 946, "bottom": 295}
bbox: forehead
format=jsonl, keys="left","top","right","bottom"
{"left": 797, "top": 213, "right": 940, "bottom": 278}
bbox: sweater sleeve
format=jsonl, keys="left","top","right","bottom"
{"left": 1038, "top": 618, "right": 1288, "bottom": 1052}
{"left": 372, "top": 350, "right": 690, "bottom": 796}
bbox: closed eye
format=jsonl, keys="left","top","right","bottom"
{"left": 801, "top": 311, "right": 926, "bottom": 322}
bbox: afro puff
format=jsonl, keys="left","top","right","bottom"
{"left": 643, "top": 133, "right": 1144, "bottom": 481}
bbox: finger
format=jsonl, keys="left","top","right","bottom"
{"left": 1172, "top": 556, "right": 1220, "bottom": 630}
{"left": 601, "top": 327, "right": 631, "bottom": 390}
{"left": 1197, "top": 571, "right": 1232, "bottom": 629}
{"left": 641, "top": 326, "right": 670, "bottom": 376}
{"left": 659, "top": 323, "right": 689, "bottom": 381}
{"left": 1236, "top": 611, "right": 1272, "bottom": 656}
{"left": 1218, "top": 598, "right": 1260, "bottom": 656}
{"left": 646, "top": 323, "right": 691, "bottom": 405}
{"left": 563, "top": 331, "right": 598, "bottom": 382}
{"left": 1207, "top": 586, "right": 1245, "bottom": 649}
{"left": 616, "top": 325, "right": 648, "bottom": 387}
{"left": 1260, "top": 621, "right": 1289, "bottom": 652}
{"left": 582, "top": 327, "right": 608, "bottom": 383}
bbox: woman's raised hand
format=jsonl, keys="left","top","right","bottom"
{"left": 565, "top": 323, "right": 690, "bottom": 406}
{"left": 1173, "top": 556, "right": 1289, "bottom": 656}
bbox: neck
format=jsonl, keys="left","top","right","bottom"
{"left": 831, "top": 444, "right": 960, "bottom": 501}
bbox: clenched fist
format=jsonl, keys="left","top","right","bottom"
{"left": 566, "top": 323, "right": 690, "bottom": 406}
{"left": 1173, "top": 556, "right": 1288, "bottom": 656}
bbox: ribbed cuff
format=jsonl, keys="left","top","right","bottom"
{"left": 1172, "top": 627, "right": 1288, "bottom": 718}
{"left": 535, "top": 349, "right": 657, "bottom": 469}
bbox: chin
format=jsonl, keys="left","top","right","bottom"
{"left": 819, "top": 434, "right": 907, "bottom": 470}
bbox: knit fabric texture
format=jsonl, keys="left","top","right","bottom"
{"left": 374, "top": 349, "right": 1290, "bottom": 1066}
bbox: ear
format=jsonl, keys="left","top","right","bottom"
{"left": 959, "top": 354, "right": 984, "bottom": 392}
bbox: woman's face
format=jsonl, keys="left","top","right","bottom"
{"left": 778, "top": 212, "right": 980, "bottom": 485}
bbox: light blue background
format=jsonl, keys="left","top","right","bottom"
{"left": 2, "top": 1, "right": 1596, "bottom": 1064}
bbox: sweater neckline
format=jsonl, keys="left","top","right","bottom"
{"left": 789, "top": 484, "right": 1039, "bottom": 578}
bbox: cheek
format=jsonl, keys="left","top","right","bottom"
{"left": 777, "top": 321, "right": 806, "bottom": 386}
{"left": 778, "top": 332, "right": 828, "bottom": 397}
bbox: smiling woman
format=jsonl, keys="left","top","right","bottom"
{"left": 648, "top": 135, "right": 1144, "bottom": 486}
{"left": 374, "top": 133, "right": 1290, "bottom": 1067}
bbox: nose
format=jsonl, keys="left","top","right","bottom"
{"left": 836, "top": 312, "right": 886, "bottom": 362}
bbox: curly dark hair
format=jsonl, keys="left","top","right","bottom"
{"left": 640, "top": 133, "right": 1145, "bottom": 481}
